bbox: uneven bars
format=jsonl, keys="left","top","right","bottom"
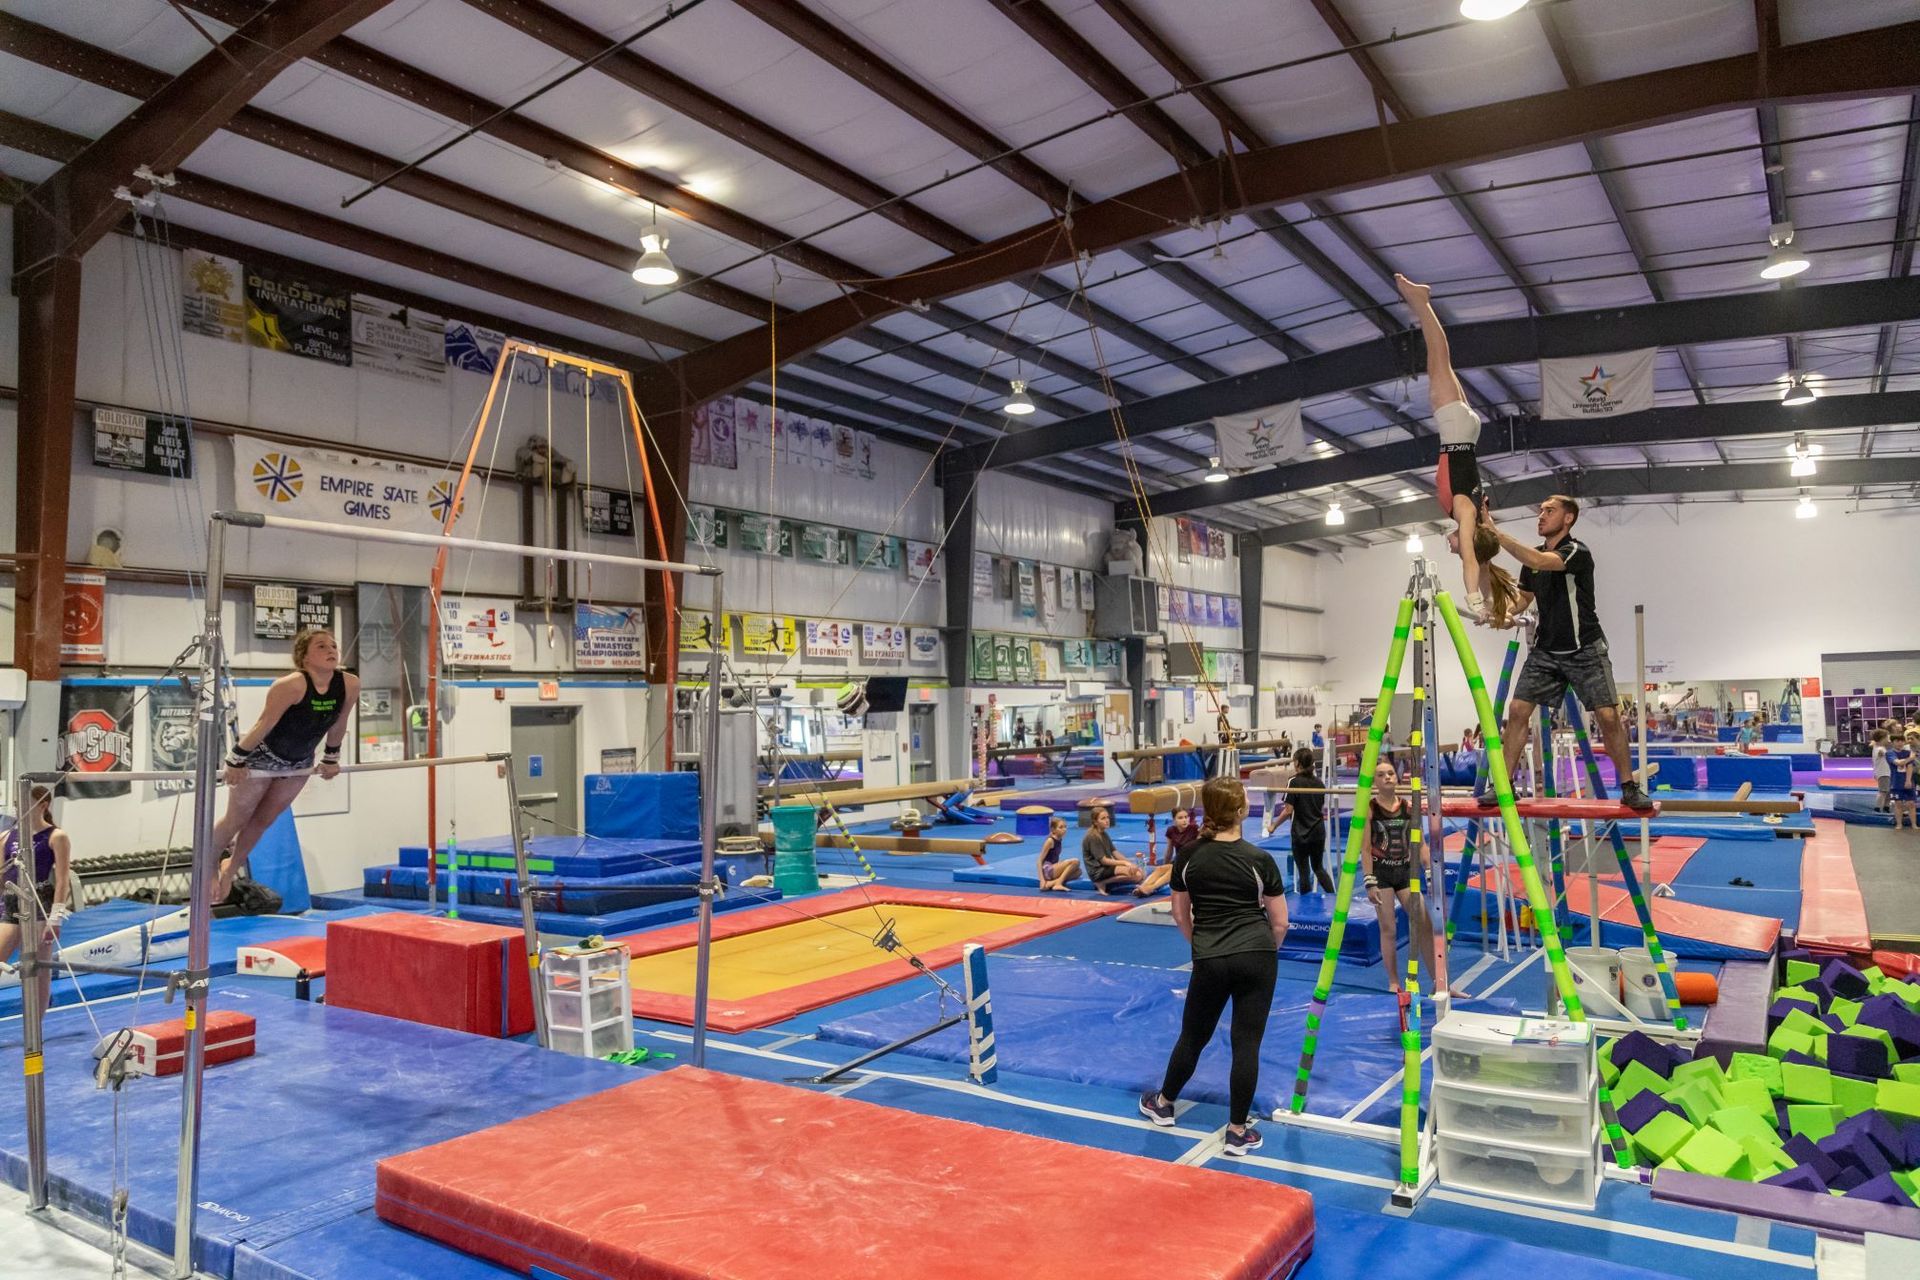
{"left": 23, "top": 754, "right": 509, "bottom": 786}
{"left": 215, "top": 511, "right": 717, "bottom": 576}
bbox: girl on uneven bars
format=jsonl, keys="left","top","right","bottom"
{"left": 209, "top": 628, "right": 359, "bottom": 905}
{"left": 1394, "top": 274, "right": 1519, "bottom": 627}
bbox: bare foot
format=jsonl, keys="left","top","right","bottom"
{"left": 1394, "top": 273, "right": 1430, "bottom": 309}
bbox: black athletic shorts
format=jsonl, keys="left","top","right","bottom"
{"left": 1437, "top": 442, "right": 1484, "bottom": 514}
{"left": 1372, "top": 860, "right": 1412, "bottom": 893}
{"left": 2, "top": 878, "right": 55, "bottom": 926}
{"left": 1515, "top": 639, "right": 1619, "bottom": 715}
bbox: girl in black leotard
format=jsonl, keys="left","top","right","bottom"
{"left": 1, "top": 785, "right": 73, "bottom": 1010}
{"left": 209, "top": 628, "right": 359, "bottom": 904}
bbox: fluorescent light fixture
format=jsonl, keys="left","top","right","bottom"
{"left": 1460, "top": 0, "right": 1528, "bottom": 18}
{"left": 631, "top": 232, "right": 677, "bottom": 285}
{"left": 1790, "top": 453, "right": 1817, "bottom": 477}
{"left": 1204, "top": 456, "right": 1229, "bottom": 483}
{"left": 1760, "top": 221, "right": 1810, "bottom": 280}
{"left": 1795, "top": 494, "right": 1817, "bottom": 519}
{"left": 1325, "top": 502, "right": 1346, "bottom": 527}
{"left": 1003, "top": 379, "right": 1036, "bottom": 416}
{"left": 1781, "top": 374, "right": 1816, "bottom": 406}
{"left": 1405, "top": 531, "right": 1424, "bottom": 553}
{"left": 1398, "top": 488, "right": 1416, "bottom": 499}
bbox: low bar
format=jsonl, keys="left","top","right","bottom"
{"left": 219, "top": 510, "right": 716, "bottom": 576}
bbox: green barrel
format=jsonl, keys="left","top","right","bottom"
{"left": 770, "top": 803, "right": 820, "bottom": 897}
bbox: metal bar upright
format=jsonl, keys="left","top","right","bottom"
{"left": 19, "top": 775, "right": 48, "bottom": 1211}
{"left": 504, "top": 763, "right": 546, "bottom": 1044}
{"left": 691, "top": 571, "right": 725, "bottom": 1068}
{"left": 1448, "top": 636, "right": 1520, "bottom": 942}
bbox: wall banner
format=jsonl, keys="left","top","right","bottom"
{"left": 799, "top": 524, "right": 848, "bottom": 564}
{"left": 581, "top": 487, "right": 636, "bottom": 536}
{"left": 230, "top": 433, "right": 461, "bottom": 535}
{"left": 689, "top": 504, "right": 730, "bottom": 551}
{"left": 852, "top": 531, "right": 900, "bottom": 570}
{"left": 573, "top": 604, "right": 646, "bottom": 669}
{"left": 804, "top": 619, "right": 856, "bottom": 660}
{"left": 909, "top": 628, "right": 940, "bottom": 664}
{"left": 862, "top": 623, "right": 907, "bottom": 663}
{"left": 351, "top": 295, "right": 446, "bottom": 385}
{"left": 970, "top": 634, "right": 996, "bottom": 682}
{"left": 245, "top": 264, "right": 351, "bottom": 365}
{"left": 1540, "top": 349, "right": 1656, "bottom": 419}
{"left": 147, "top": 683, "right": 197, "bottom": 797}
{"left": 58, "top": 685, "right": 134, "bottom": 799}
{"left": 905, "top": 540, "right": 942, "bottom": 582}
{"left": 91, "top": 407, "right": 193, "bottom": 479}
{"left": 737, "top": 514, "right": 792, "bottom": 557}
{"left": 180, "top": 250, "right": 247, "bottom": 343}
{"left": 740, "top": 614, "right": 798, "bottom": 657}
{"left": 680, "top": 610, "right": 733, "bottom": 654}
{"left": 440, "top": 597, "right": 516, "bottom": 667}
{"left": 1016, "top": 560, "right": 1037, "bottom": 617}
{"left": 253, "top": 583, "right": 331, "bottom": 640}
{"left": 62, "top": 572, "right": 107, "bottom": 664}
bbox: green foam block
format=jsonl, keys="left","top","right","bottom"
{"left": 1831, "top": 1074, "right": 1878, "bottom": 1120}
{"left": 1863, "top": 966, "right": 1885, "bottom": 984}
{"left": 1779, "top": 1007, "right": 1830, "bottom": 1039}
{"left": 1618, "top": 1058, "right": 1669, "bottom": 1100}
{"left": 1828, "top": 996, "right": 1861, "bottom": 1028}
{"left": 1730, "top": 1052, "right": 1784, "bottom": 1097}
{"left": 1876, "top": 1078, "right": 1920, "bottom": 1121}
{"left": 1739, "top": 1136, "right": 1795, "bottom": 1180}
{"left": 1633, "top": 1111, "right": 1695, "bottom": 1164}
{"left": 1782, "top": 1062, "right": 1833, "bottom": 1105}
{"left": 1718, "top": 1078, "right": 1776, "bottom": 1118}
{"left": 1894, "top": 1063, "right": 1920, "bottom": 1085}
{"left": 1710, "top": 1105, "right": 1782, "bottom": 1149}
{"left": 1767, "top": 1025, "right": 1815, "bottom": 1061}
{"left": 1783, "top": 959, "right": 1821, "bottom": 986}
{"left": 1885, "top": 979, "right": 1920, "bottom": 1012}
{"left": 1673, "top": 1056, "right": 1729, "bottom": 1089}
{"left": 1675, "top": 1126, "right": 1752, "bottom": 1180}
{"left": 1669, "top": 1079, "right": 1723, "bottom": 1126}
{"left": 1600, "top": 1052, "right": 1621, "bottom": 1087}
{"left": 1787, "top": 1104, "right": 1842, "bottom": 1142}
{"left": 1812, "top": 1036, "right": 1829, "bottom": 1065}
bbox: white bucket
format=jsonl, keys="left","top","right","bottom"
{"left": 1620, "top": 947, "right": 1668, "bottom": 1020}
{"left": 1548, "top": 945, "right": 1622, "bottom": 1015}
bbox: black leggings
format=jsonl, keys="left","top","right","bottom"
{"left": 1158, "top": 949, "right": 1279, "bottom": 1127}
{"left": 1292, "top": 837, "right": 1334, "bottom": 893}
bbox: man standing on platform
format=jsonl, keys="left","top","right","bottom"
{"left": 1478, "top": 494, "right": 1654, "bottom": 812}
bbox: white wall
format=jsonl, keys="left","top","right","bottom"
{"left": 1259, "top": 544, "right": 1328, "bottom": 742}
{"left": 1316, "top": 501, "right": 1920, "bottom": 743}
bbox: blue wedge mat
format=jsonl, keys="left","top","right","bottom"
{"left": 1671, "top": 839, "right": 1802, "bottom": 894}
{"left": 817, "top": 955, "right": 1515, "bottom": 1120}
{"left": 396, "top": 833, "right": 702, "bottom": 876}
{"left": 309, "top": 884, "right": 776, "bottom": 936}
{"left": 362, "top": 861, "right": 706, "bottom": 912}
{"left": 248, "top": 809, "right": 311, "bottom": 914}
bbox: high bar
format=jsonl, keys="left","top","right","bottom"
{"left": 216, "top": 511, "right": 717, "bottom": 576}
{"left": 24, "top": 753, "right": 510, "bottom": 785}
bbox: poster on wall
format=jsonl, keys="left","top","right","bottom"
{"left": 147, "top": 683, "right": 197, "bottom": 798}
{"left": 970, "top": 634, "right": 996, "bottom": 681}
{"left": 1175, "top": 517, "right": 1196, "bottom": 564}
{"left": 905, "top": 540, "right": 941, "bottom": 582}
{"left": 1016, "top": 561, "right": 1037, "bottom": 617}
{"left": 581, "top": 487, "right": 636, "bottom": 537}
{"left": 1009, "top": 642, "right": 1033, "bottom": 681}
{"left": 690, "top": 401, "right": 713, "bottom": 466}
{"left": 230, "top": 434, "right": 462, "bottom": 536}
{"left": 688, "top": 504, "right": 729, "bottom": 550}
{"left": 992, "top": 636, "right": 1014, "bottom": 682}
{"left": 573, "top": 604, "right": 645, "bottom": 669}
{"left": 440, "top": 597, "right": 516, "bottom": 667}
{"left": 799, "top": 524, "right": 848, "bottom": 564}
{"left": 1206, "top": 594, "right": 1224, "bottom": 627}
{"left": 180, "top": 249, "right": 247, "bottom": 343}
{"left": 737, "top": 514, "right": 792, "bottom": 557}
{"left": 253, "top": 583, "right": 331, "bottom": 639}
{"left": 91, "top": 407, "right": 193, "bottom": 479}
{"left": 804, "top": 619, "right": 856, "bottom": 660}
{"left": 852, "top": 531, "right": 900, "bottom": 570}
{"left": 739, "top": 614, "right": 798, "bottom": 657}
{"left": 1030, "top": 641, "right": 1050, "bottom": 682}
{"left": 973, "top": 552, "right": 993, "bottom": 600}
{"left": 244, "top": 264, "right": 351, "bottom": 365}
{"left": 995, "top": 558, "right": 1015, "bottom": 600}
{"left": 57, "top": 685, "right": 134, "bottom": 799}
{"left": 680, "top": 610, "right": 733, "bottom": 654}
{"left": 62, "top": 572, "right": 107, "bottom": 664}
{"left": 1059, "top": 568, "right": 1079, "bottom": 613}
{"left": 909, "top": 628, "right": 939, "bottom": 664}
{"left": 600, "top": 748, "right": 638, "bottom": 774}
{"left": 707, "top": 397, "right": 738, "bottom": 470}
{"left": 443, "top": 317, "right": 503, "bottom": 374}
{"left": 862, "top": 623, "right": 907, "bottom": 663}
{"left": 1079, "top": 570, "right": 1096, "bottom": 608}
{"left": 1168, "top": 590, "right": 1188, "bottom": 625}
{"left": 1223, "top": 596, "right": 1242, "bottom": 627}
{"left": 351, "top": 295, "right": 445, "bottom": 385}
{"left": 1063, "top": 639, "right": 1089, "bottom": 669}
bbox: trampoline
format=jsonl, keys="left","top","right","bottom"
{"left": 614, "top": 887, "right": 1118, "bottom": 1031}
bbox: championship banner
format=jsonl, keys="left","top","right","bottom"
{"left": 1206, "top": 594, "right": 1224, "bottom": 627}
{"left": 440, "top": 597, "right": 516, "bottom": 667}
{"left": 1540, "top": 349, "right": 1656, "bottom": 419}
{"left": 1079, "top": 570, "right": 1096, "bottom": 607}
{"left": 1168, "top": 590, "right": 1188, "bottom": 625}
{"left": 181, "top": 250, "right": 246, "bottom": 343}
{"left": 861, "top": 623, "right": 907, "bottom": 663}
{"left": 245, "top": 264, "right": 351, "bottom": 365}
{"left": 970, "top": 635, "right": 996, "bottom": 682}
{"left": 351, "top": 295, "right": 445, "bottom": 385}
{"left": 231, "top": 434, "right": 462, "bottom": 535}
{"left": 737, "top": 514, "right": 791, "bottom": 557}
{"left": 852, "top": 531, "right": 900, "bottom": 570}
{"left": 973, "top": 552, "right": 993, "bottom": 599}
{"left": 62, "top": 572, "right": 107, "bottom": 664}
{"left": 740, "top": 614, "right": 798, "bottom": 657}
{"left": 804, "top": 620, "right": 856, "bottom": 660}
{"left": 1016, "top": 561, "right": 1037, "bottom": 617}
{"left": 1038, "top": 566, "right": 1058, "bottom": 621}
{"left": 581, "top": 487, "right": 636, "bottom": 537}
{"left": 690, "top": 401, "right": 714, "bottom": 466}
{"left": 688, "top": 504, "right": 729, "bottom": 550}
{"left": 992, "top": 636, "right": 1014, "bottom": 682}
{"left": 680, "top": 610, "right": 732, "bottom": 654}
{"left": 92, "top": 407, "right": 193, "bottom": 479}
{"left": 1063, "top": 639, "right": 1090, "bottom": 670}
{"left": 1059, "top": 568, "right": 1079, "bottom": 613}
{"left": 573, "top": 604, "right": 645, "bottom": 670}
{"left": 1030, "top": 641, "right": 1050, "bottom": 682}
{"left": 253, "top": 583, "right": 331, "bottom": 639}
{"left": 799, "top": 524, "right": 848, "bottom": 564}
{"left": 910, "top": 628, "right": 939, "bottom": 664}
{"left": 147, "top": 683, "right": 197, "bottom": 797}
{"left": 1223, "top": 596, "right": 1242, "bottom": 627}
{"left": 1215, "top": 400, "right": 1304, "bottom": 472}
{"left": 905, "top": 540, "right": 941, "bottom": 582}
{"left": 58, "top": 685, "right": 134, "bottom": 799}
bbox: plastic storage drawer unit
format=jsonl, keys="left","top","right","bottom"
{"left": 1432, "top": 1079, "right": 1597, "bottom": 1153}
{"left": 1435, "top": 1129, "right": 1601, "bottom": 1209}
{"left": 1432, "top": 1013, "right": 1594, "bottom": 1097}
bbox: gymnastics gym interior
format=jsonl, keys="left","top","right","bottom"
{"left": 4, "top": 2, "right": 1920, "bottom": 1278}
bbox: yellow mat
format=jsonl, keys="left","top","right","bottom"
{"left": 628, "top": 904, "right": 1034, "bottom": 1000}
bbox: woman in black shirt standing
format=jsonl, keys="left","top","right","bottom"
{"left": 1264, "top": 747, "right": 1335, "bottom": 894}
{"left": 1138, "top": 777, "right": 1289, "bottom": 1156}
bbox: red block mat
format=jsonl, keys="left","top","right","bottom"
{"left": 326, "top": 912, "right": 532, "bottom": 1037}
{"left": 377, "top": 1067, "right": 1315, "bottom": 1280}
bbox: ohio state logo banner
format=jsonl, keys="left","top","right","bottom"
{"left": 58, "top": 685, "right": 135, "bottom": 799}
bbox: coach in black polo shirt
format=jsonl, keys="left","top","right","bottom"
{"left": 1479, "top": 494, "right": 1654, "bottom": 811}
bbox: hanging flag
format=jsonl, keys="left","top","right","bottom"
{"left": 1214, "top": 400, "right": 1304, "bottom": 472}
{"left": 690, "top": 401, "right": 713, "bottom": 466}
{"left": 1539, "top": 349, "right": 1656, "bottom": 419}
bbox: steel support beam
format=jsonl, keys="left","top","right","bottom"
{"left": 956, "top": 275, "right": 1920, "bottom": 473}
{"left": 633, "top": 21, "right": 1920, "bottom": 423}
{"left": 1259, "top": 456, "right": 1920, "bottom": 546}
{"left": 9, "top": 241, "right": 81, "bottom": 680}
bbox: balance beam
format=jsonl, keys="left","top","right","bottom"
{"left": 763, "top": 748, "right": 862, "bottom": 765}
{"left": 780, "top": 776, "right": 982, "bottom": 809}
{"left": 1110, "top": 744, "right": 1205, "bottom": 761}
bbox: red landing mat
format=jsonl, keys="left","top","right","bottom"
{"left": 1469, "top": 863, "right": 1781, "bottom": 955}
{"left": 377, "top": 1067, "right": 1315, "bottom": 1280}
{"left": 1796, "top": 819, "right": 1870, "bottom": 954}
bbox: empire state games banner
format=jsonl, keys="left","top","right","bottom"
{"left": 1539, "top": 349, "right": 1656, "bottom": 419}
{"left": 231, "top": 434, "right": 461, "bottom": 536}
{"left": 1214, "top": 400, "right": 1304, "bottom": 472}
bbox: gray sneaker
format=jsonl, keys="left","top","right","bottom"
{"left": 1223, "top": 1124, "right": 1264, "bottom": 1157}
{"left": 1619, "top": 781, "right": 1656, "bottom": 812}
{"left": 1138, "top": 1091, "right": 1176, "bottom": 1127}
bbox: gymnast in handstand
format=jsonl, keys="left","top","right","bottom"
{"left": 1395, "top": 274, "right": 1519, "bottom": 626}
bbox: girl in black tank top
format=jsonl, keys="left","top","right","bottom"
{"left": 208, "top": 629, "right": 359, "bottom": 906}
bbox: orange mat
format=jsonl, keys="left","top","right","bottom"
{"left": 1795, "top": 819, "right": 1870, "bottom": 954}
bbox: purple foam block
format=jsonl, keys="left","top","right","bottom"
{"left": 1609, "top": 1030, "right": 1681, "bottom": 1076}
{"left": 1837, "top": 1111, "right": 1907, "bottom": 1164}
{"left": 1780, "top": 1050, "right": 1823, "bottom": 1067}
{"left": 1826, "top": 1035, "right": 1890, "bottom": 1079}
{"left": 1829, "top": 1164, "right": 1870, "bottom": 1192}
{"left": 1773, "top": 1097, "right": 1793, "bottom": 1129}
{"left": 1802, "top": 977, "right": 1835, "bottom": 1007}
{"left": 1821, "top": 1012, "right": 1849, "bottom": 1033}
{"left": 1821, "top": 958, "right": 1870, "bottom": 1000}
{"left": 1855, "top": 994, "right": 1906, "bottom": 1033}
{"left": 1769, "top": 997, "right": 1807, "bottom": 1027}
{"left": 1763, "top": 1165, "right": 1829, "bottom": 1194}
{"left": 1844, "top": 1173, "right": 1915, "bottom": 1207}
{"left": 1907, "top": 1126, "right": 1920, "bottom": 1168}
{"left": 1818, "top": 1130, "right": 1893, "bottom": 1179}
{"left": 1618, "top": 1090, "right": 1682, "bottom": 1133}
{"left": 1781, "top": 1133, "right": 1841, "bottom": 1182}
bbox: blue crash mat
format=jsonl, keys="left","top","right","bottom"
{"left": 396, "top": 833, "right": 702, "bottom": 876}
{"left": 362, "top": 861, "right": 707, "bottom": 912}
{"left": 817, "top": 955, "right": 1515, "bottom": 1120}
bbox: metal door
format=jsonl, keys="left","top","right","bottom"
{"left": 510, "top": 705, "right": 579, "bottom": 834}
{"left": 908, "top": 704, "right": 937, "bottom": 784}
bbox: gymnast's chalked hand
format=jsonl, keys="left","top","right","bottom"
{"left": 317, "top": 760, "right": 341, "bottom": 780}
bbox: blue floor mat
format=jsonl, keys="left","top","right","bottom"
{"left": 1298, "top": 1203, "right": 1675, "bottom": 1280}
{"left": 817, "top": 954, "right": 1512, "bottom": 1121}
{"left": 1671, "top": 839, "right": 1803, "bottom": 894}
{"left": 362, "top": 860, "right": 707, "bottom": 911}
